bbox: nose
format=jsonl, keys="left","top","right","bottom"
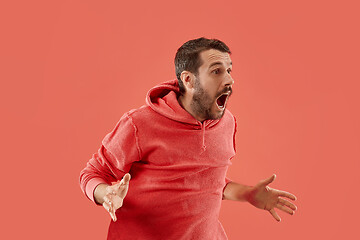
{"left": 224, "top": 74, "right": 234, "bottom": 87}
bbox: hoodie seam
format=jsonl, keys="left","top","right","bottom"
{"left": 233, "top": 116, "right": 237, "bottom": 153}
{"left": 125, "top": 113, "right": 143, "bottom": 160}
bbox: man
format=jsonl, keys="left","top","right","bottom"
{"left": 79, "top": 37, "right": 297, "bottom": 239}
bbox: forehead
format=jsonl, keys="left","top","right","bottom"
{"left": 199, "top": 49, "right": 232, "bottom": 68}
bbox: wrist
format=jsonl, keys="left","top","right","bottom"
{"left": 94, "top": 183, "right": 110, "bottom": 205}
{"left": 243, "top": 185, "right": 254, "bottom": 202}
{"left": 223, "top": 182, "right": 254, "bottom": 201}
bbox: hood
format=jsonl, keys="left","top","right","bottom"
{"left": 146, "top": 79, "right": 223, "bottom": 151}
{"left": 146, "top": 79, "right": 220, "bottom": 128}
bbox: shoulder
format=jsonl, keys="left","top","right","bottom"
{"left": 125, "top": 105, "right": 154, "bottom": 120}
{"left": 216, "top": 109, "right": 237, "bottom": 133}
{"left": 223, "top": 109, "right": 236, "bottom": 124}
{"left": 121, "top": 105, "right": 159, "bottom": 129}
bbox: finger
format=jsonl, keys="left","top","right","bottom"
{"left": 274, "top": 189, "right": 297, "bottom": 201}
{"left": 278, "top": 198, "right": 297, "bottom": 211}
{"left": 116, "top": 174, "right": 131, "bottom": 196}
{"left": 103, "top": 195, "right": 112, "bottom": 206}
{"left": 269, "top": 209, "right": 281, "bottom": 222}
{"left": 111, "top": 208, "right": 117, "bottom": 222}
{"left": 276, "top": 203, "right": 294, "bottom": 215}
{"left": 122, "top": 173, "right": 131, "bottom": 184}
{"left": 103, "top": 202, "right": 116, "bottom": 221}
{"left": 260, "top": 174, "right": 276, "bottom": 186}
{"left": 117, "top": 185, "right": 130, "bottom": 199}
{"left": 105, "top": 195, "right": 119, "bottom": 214}
{"left": 103, "top": 202, "right": 111, "bottom": 212}
{"left": 105, "top": 195, "right": 118, "bottom": 222}
{"left": 110, "top": 174, "right": 131, "bottom": 191}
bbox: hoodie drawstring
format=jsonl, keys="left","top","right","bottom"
{"left": 201, "top": 122, "right": 206, "bottom": 151}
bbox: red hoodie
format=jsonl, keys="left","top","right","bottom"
{"left": 80, "top": 79, "right": 237, "bottom": 240}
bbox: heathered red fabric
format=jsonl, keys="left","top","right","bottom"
{"left": 79, "top": 79, "right": 236, "bottom": 240}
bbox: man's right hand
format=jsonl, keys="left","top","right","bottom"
{"left": 94, "top": 173, "right": 131, "bottom": 222}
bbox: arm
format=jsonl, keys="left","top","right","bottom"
{"left": 223, "top": 182, "right": 253, "bottom": 201}
{"left": 223, "top": 174, "right": 297, "bottom": 221}
{"left": 79, "top": 113, "right": 141, "bottom": 220}
{"left": 79, "top": 113, "right": 140, "bottom": 201}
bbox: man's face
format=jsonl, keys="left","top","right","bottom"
{"left": 190, "top": 49, "right": 234, "bottom": 120}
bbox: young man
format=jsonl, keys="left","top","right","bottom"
{"left": 79, "top": 37, "right": 297, "bottom": 240}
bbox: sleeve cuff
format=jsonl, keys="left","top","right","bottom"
{"left": 225, "top": 177, "right": 232, "bottom": 184}
{"left": 85, "top": 177, "right": 107, "bottom": 204}
{"left": 222, "top": 177, "right": 233, "bottom": 200}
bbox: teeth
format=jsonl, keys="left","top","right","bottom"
{"left": 216, "top": 93, "right": 229, "bottom": 110}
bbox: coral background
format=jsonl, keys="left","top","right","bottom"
{"left": 1, "top": 0, "right": 359, "bottom": 239}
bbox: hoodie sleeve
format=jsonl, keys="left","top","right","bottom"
{"left": 79, "top": 113, "right": 141, "bottom": 204}
{"left": 222, "top": 114, "right": 237, "bottom": 199}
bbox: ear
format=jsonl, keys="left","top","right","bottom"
{"left": 180, "top": 71, "right": 196, "bottom": 91}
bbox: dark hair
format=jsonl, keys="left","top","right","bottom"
{"left": 174, "top": 37, "right": 231, "bottom": 94}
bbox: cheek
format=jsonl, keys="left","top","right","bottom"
{"left": 200, "top": 76, "right": 221, "bottom": 97}
{"left": 211, "top": 84, "right": 222, "bottom": 97}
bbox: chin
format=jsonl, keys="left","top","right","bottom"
{"left": 216, "top": 110, "right": 226, "bottom": 119}
{"left": 210, "top": 108, "right": 226, "bottom": 120}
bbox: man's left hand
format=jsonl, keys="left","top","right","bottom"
{"left": 246, "top": 174, "right": 297, "bottom": 221}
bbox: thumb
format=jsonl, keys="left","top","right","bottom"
{"left": 260, "top": 174, "right": 276, "bottom": 186}
{"left": 118, "top": 173, "right": 131, "bottom": 187}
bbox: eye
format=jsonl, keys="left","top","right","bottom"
{"left": 212, "top": 69, "right": 220, "bottom": 74}
{"left": 227, "top": 68, "right": 232, "bottom": 74}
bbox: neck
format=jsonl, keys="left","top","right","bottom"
{"left": 177, "top": 94, "right": 205, "bottom": 122}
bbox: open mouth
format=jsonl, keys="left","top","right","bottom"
{"left": 216, "top": 92, "right": 230, "bottom": 110}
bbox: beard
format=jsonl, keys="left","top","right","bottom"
{"left": 190, "top": 77, "right": 231, "bottom": 120}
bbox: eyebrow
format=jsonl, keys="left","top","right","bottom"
{"left": 208, "top": 61, "right": 232, "bottom": 69}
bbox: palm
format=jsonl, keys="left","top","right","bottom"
{"left": 249, "top": 184, "right": 277, "bottom": 210}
